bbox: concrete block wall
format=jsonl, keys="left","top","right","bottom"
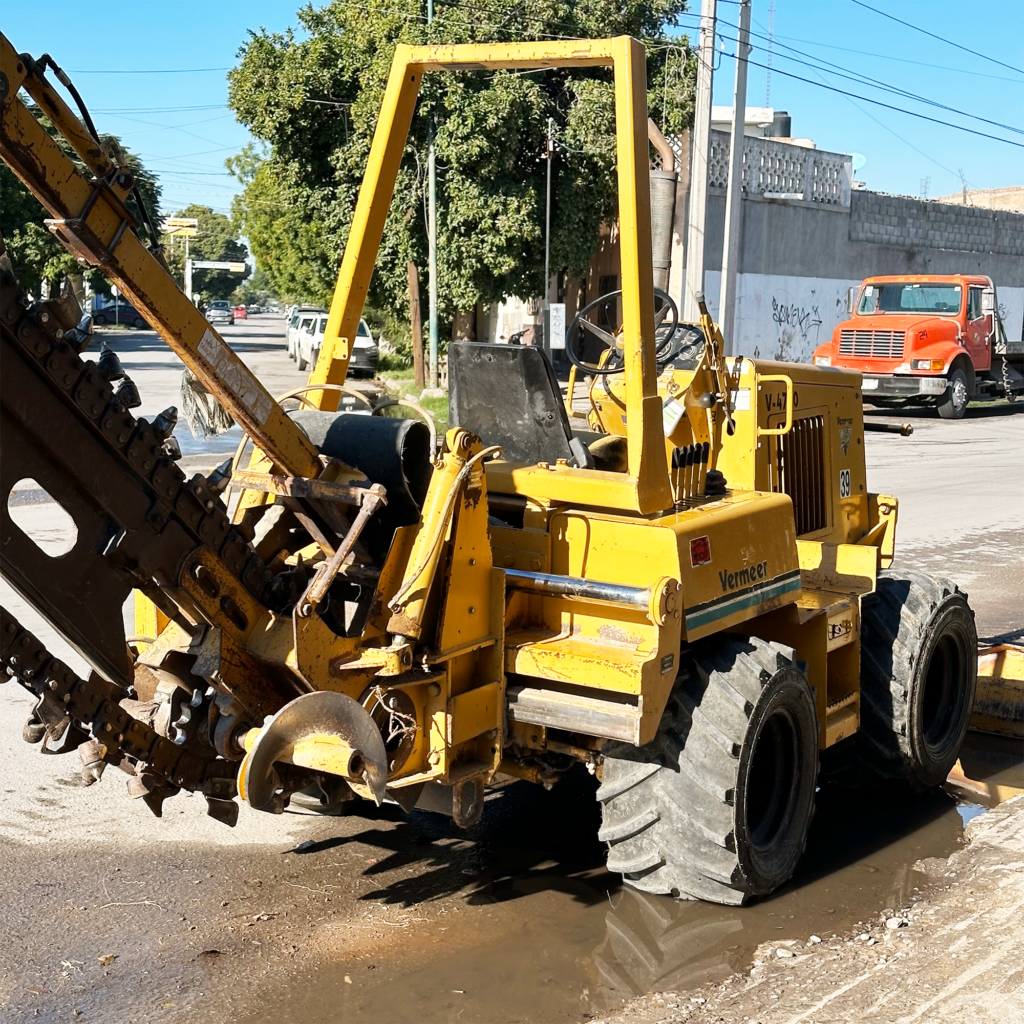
{"left": 850, "top": 193, "right": 1024, "bottom": 257}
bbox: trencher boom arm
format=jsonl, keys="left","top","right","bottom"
{"left": 0, "top": 32, "right": 321, "bottom": 479}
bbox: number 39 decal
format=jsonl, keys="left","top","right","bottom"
{"left": 839, "top": 468, "right": 851, "bottom": 498}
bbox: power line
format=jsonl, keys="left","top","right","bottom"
{"left": 849, "top": 0, "right": 1024, "bottom": 76}
{"left": 675, "top": 11, "right": 1024, "bottom": 138}
{"left": 135, "top": 145, "right": 242, "bottom": 161}
{"left": 751, "top": 18, "right": 966, "bottom": 188}
{"left": 767, "top": 32, "right": 1024, "bottom": 83}
{"left": 111, "top": 114, "right": 237, "bottom": 148}
{"left": 719, "top": 50, "right": 1024, "bottom": 149}
{"left": 746, "top": 31, "right": 1024, "bottom": 137}
{"left": 150, "top": 169, "right": 236, "bottom": 176}
{"left": 92, "top": 104, "right": 227, "bottom": 114}
{"left": 66, "top": 67, "right": 231, "bottom": 74}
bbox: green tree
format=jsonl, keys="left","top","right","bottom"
{"left": 0, "top": 107, "right": 162, "bottom": 298}
{"left": 227, "top": 1, "right": 695, "bottom": 323}
{"left": 160, "top": 204, "right": 251, "bottom": 303}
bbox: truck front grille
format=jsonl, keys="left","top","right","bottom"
{"left": 839, "top": 329, "right": 905, "bottom": 359}
{"left": 769, "top": 415, "right": 828, "bottom": 537}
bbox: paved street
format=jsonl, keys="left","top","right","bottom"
{"left": 1, "top": 319, "right": 1021, "bottom": 1023}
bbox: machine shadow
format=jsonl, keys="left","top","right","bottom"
{"left": 777, "top": 781, "right": 960, "bottom": 891}
{"left": 291, "top": 768, "right": 615, "bottom": 908}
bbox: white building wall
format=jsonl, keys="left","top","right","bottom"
{"left": 702, "top": 272, "right": 1024, "bottom": 360}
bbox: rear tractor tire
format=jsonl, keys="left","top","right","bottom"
{"left": 843, "top": 570, "right": 976, "bottom": 790}
{"left": 598, "top": 636, "right": 818, "bottom": 905}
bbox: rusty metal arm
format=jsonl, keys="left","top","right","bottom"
{"left": 232, "top": 468, "right": 381, "bottom": 507}
{"left": 0, "top": 34, "right": 322, "bottom": 480}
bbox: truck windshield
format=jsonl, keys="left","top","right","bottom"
{"left": 857, "top": 282, "right": 962, "bottom": 315}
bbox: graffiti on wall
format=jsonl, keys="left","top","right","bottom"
{"left": 697, "top": 274, "right": 1024, "bottom": 359}
{"left": 770, "top": 298, "right": 823, "bottom": 360}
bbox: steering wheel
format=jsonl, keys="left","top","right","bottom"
{"left": 565, "top": 287, "right": 680, "bottom": 375}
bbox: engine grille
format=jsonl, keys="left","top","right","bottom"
{"left": 769, "top": 415, "right": 828, "bottom": 537}
{"left": 839, "top": 329, "right": 905, "bottom": 359}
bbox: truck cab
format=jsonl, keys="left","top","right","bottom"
{"left": 813, "top": 274, "right": 998, "bottom": 419}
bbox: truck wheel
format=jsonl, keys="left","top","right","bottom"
{"left": 937, "top": 368, "right": 969, "bottom": 419}
{"left": 597, "top": 636, "right": 818, "bottom": 905}
{"left": 846, "top": 571, "right": 976, "bottom": 790}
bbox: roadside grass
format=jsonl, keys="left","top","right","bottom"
{"left": 377, "top": 371, "right": 449, "bottom": 431}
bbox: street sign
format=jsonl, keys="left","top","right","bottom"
{"left": 110, "top": 285, "right": 119, "bottom": 298}
{"left": 191, "top": 261, "right": 247, "bottom": 272}
{"left": 163, "top": 217, "right": 199, "bottom": 230}
{"left": 165, "top": 226, "right": 198, "bottom": 238}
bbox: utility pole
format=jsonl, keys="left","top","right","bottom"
{"left": 426, "top": 0, "right": 439, "bottom": 390}
{"left": 719, "top": 0, "right": 751, "bottom": 355}
{"left": 683, "top": 0, "right": 717, "bottom": 323}
{"left": 408, "top": 261, "right": 425, "bottom": 388}
{"left": 543, "top": 116, "right": 553, "bottom": 355}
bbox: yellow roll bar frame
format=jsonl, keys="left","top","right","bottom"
{"left": 310, "top": 37, "right": 672, "bottom": 515}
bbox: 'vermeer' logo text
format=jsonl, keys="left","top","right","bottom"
{"left": 718, "top": 561, "right": 768, "bottom": 592}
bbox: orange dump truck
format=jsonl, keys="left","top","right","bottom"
{"left": 812, "top": 274, "right": 1024, "bottom": 419}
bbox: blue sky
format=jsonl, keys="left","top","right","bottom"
{"left": 4, "top": 0, "right": 1022, "bottom": 217}
{"left": 700, "top": 0, "right": 1023, "bottom": 198}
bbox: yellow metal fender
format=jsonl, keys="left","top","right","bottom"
{"left": 972, "top": 643, "right": 1024, "bottom": 739}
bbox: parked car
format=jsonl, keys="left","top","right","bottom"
{"left": 91, "top": 301, "right": 150, "bottom": 330}
{"left": 233, "top": 305, "right": 248, "bottom": 320}
{"left": 296, "top": 315, "right": 378, "bottom": 378}
{"left": 285, "top": 305, "right": 327, "bottom": 357}
{"left": 247, "top": 304, "right": 262, "bottom": 315}
{"left": 206, "top": 300, "right": 234, "bottom": 327}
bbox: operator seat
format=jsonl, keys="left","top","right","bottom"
{"left": 449, "top": 342, "right": 593, "bottom": 468}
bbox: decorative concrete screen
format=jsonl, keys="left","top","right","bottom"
{"left": 707, "top": 130, "right": 852, "bottom": 207}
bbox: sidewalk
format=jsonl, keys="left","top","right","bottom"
{"left": 596, "top": 794, "right": 1024, "bottom": 1024}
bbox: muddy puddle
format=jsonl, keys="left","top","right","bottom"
{"left": 5, "top": 735, "right": 1017, "bottom": 1024}
{"left": 241, "top": 734, "right": 1022, "bottom": 1024}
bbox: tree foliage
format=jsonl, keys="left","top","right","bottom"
{"left": 160, "top": 204, "right": 251, "bottom": 303}
{"left": 0, "top": 106, "right": 162, "bottom": 298}
{"left": 227, "top": 1, "right": 696, "bottom": 319}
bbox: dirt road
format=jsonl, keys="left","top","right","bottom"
{"left": 1, "top": 319, "right": 1021, "bottom": 1022}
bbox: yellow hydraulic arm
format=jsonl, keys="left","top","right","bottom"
{"left": 0, "top": 34, "right": 321, "bottom": 479}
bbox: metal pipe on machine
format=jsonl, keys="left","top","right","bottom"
{"left": 504, "top": 568, "right": 651, "bottom": 610}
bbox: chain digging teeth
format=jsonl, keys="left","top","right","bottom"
{"left": 1, "top": 607, "right": 238, "bottom": 824}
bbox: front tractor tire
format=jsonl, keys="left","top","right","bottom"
{"left": 937, "top": 367, "right": 969, "bottom": 420}
{"left": 598, "top": 637, "right": 818, "bottom": 905}
{"left": 845, "top": 570, "right": 976, "bottom": 790}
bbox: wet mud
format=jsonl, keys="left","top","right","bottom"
{"left": 4, "top": 736, "right": 1020, "bottom": 1024}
